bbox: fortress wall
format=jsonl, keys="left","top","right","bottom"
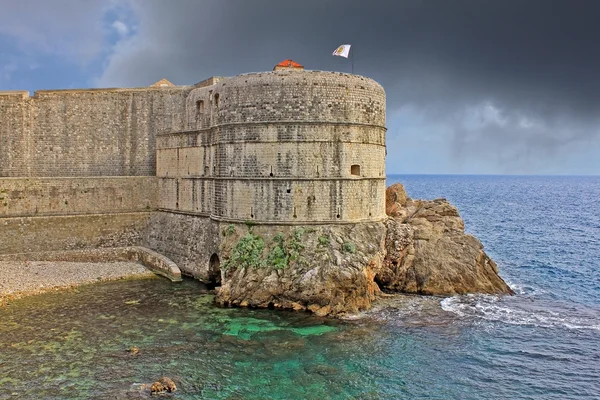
{"left": 143, "top": 211, "right": 219, "bottom": 279}
{"left": 158, "top": 178, "right": 178, "bottom": 210}
{"left": 171, "top": 122, "right": 385, "bottom": 148}
{"left": 214, "top": 178, "right": 386, "bottom": 222}
{"left": 218, "top": 123, "right": 386, "bottom": 146}
{"left": 217, "top": 141, "right": 385, "bottom": 178}
{"left": 156, "top": 125, "right": 385, "bottom": 178}
{"left": 157, "top": 70, "right": 387, "bottom": 224}
{"left": 0, "top": 87, "right": 190, "bottom": 177}
{"left": 156, "top": 146, "right": 207, "bottom": 178}
{"left": 204, "top": 71, "right": 385, "bottom": 127}
{"left": 0, "top": 92, "right": 29, "bottom": 176}
{"left": 0, "top": 212, "right": 152, "bottom": 254}
{"left": 0, "top": 177, "right": 157, "bottom": 218}
{"left": 186, "top": 86, "right": 215, "bottom": 130}
{"left": 158, "top": 177, "right": 385, "bottom": 223}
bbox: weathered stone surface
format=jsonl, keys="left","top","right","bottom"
{"left": 379, "top": 196, "right": 513, "bottom": 296}
{"left": 215, "top": 222, "right": 386, "bottom": 317}
{"left": 0, "top": 87, "right": 188, "bottom": 177}
{"left": 0, "top": 177, "right": 157, "bottom": 218}
{"left": 385, "top": 183, "right": 408, "bottom": 217}
{"left": 157, "top": 69, "right": 387, "bottom": 224}
{"left": 143, "top": 212, "right": 219, "bottom": 280}
{"left": 0, "top": 212, "right": 152, "bottom": 255}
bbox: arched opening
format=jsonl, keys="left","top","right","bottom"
{"left": 351, "top": 164, "right": 361, "bottom": 176}
{"left": 208, "top": 253, "right": 221, "bottom": 289}
{"left": 214, "top": 93, "right": 220, "bottom": 107}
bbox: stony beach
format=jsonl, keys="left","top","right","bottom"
{"left": 0, "top": 261, "right": 155, "bottom": 305}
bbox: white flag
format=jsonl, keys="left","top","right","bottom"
{"left": 332, "top": 44, "right": 351, "bottom": 58}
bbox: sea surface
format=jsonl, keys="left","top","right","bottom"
{"left": 1, "top": 175, "right": 599, "bottom": 399}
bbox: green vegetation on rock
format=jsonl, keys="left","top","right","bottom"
{"left": 223, "top": 224, "right": 236, "bottom": 237}
{"left": 265, "top": 233, "right": 288, "bottom": 270}
{"left": 223, "top": 232, "right": 265, "bottom": 270}
{"left": 288, "top": 228, "right": 306, "bottom": 262}
{"left": 224, "top": 229, "right": 309, "bottom": 271}
{"left": 318, "top": 234, "right": 330, "bottom": 247}
{"left": 342, "top": 241, "right": 357, "bottom": 254}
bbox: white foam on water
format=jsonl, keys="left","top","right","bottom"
{"left": 440, "top": 295, "right": 600, "bottom": 332}
{"left": 505, "top": 280, "right": 546, "bottom": 296}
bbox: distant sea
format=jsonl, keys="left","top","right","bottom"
{"left": 1, "top": 175, "right": 599, "bottom": 399}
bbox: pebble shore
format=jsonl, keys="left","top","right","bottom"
{"left": 0, "top": 261, "right": 155, "bottom": 304}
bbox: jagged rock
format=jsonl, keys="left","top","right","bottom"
{"left": 380, "top": 197, "right": 513, "bottom": 296}
{"left": 215, "top": 186, "right": 512, "bottom": 317}
{"left": 385, "top": 183, "right": 408, "bottom": 219}
{"left": 215, "top": 223, "right": 386, "bottom": 317}
{"left": 150, "top": 377, "right": 176, "bottom": 394}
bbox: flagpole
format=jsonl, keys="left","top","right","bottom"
{"left": 351, "top": 47, "right": 354, "bottom": 74}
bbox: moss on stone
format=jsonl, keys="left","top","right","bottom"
{"left": 342, "top": 241, "right": 357, "bottom": 254}
{"left": 318, "top": 234, "right": 330, "bottom": 246}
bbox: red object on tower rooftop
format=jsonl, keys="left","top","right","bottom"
{"left": 273, "top": 59, "right": 305, "bottom": 71}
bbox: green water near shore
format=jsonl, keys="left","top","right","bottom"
{"left": 0, "top": 277, "right": 386, "bottom": 399}
{"left": 3, "top": 269, "right": 595, "bottom": 399}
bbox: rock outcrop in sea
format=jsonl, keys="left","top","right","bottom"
{"left": 215, "top": 184, "right": 512, "bottom": 317}
{"left": 380, "top": 183, "right": 514, "bottom": 296}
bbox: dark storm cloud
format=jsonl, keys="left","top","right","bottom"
{"left": 97, "top": 0, "right": 600, "bottom": 173}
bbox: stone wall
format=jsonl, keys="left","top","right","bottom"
{"left": 0, "top": 87, "right": 190, "bottom": 177}
{"left": 0, "top": 92, "right": 29, "bottom": 175}
{"left": 142, "top": 212, "right": 220, "bottom": 279}
{"left": 0, "top": 177, "right": 156, "bottom": 254}
{"left": 156, "top": 69, "right": 387, "bottom": 225}
{"left": 185, "top": 70, "right": 385, "bottom": 130}
{"left": 0, "top": 177, "right": 157, "bottom": 217}
{"left": 0, "top": 212, "right": 152, "bottom": 254}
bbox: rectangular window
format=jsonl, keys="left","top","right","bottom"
{"left": 196, "top": 100, "right": 205, "bottom": 114}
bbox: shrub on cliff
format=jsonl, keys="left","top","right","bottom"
{"left": 223, "top": 232, "right": 264, "bottom": 270}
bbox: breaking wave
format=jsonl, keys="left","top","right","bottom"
{"left": 440, "top": 293, "right": 600, "bottom": 331}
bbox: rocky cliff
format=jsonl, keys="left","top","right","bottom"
{"left": 215, "top": 183, "right": 512, "bottom": 317}
{"left": 379, "top": 183, "right": 513, "bottom": 296}
{"left": 215, "top": 222, "right": 386, "bottom": 317}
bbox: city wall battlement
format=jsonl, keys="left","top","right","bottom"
{"left": 0, "top": 85, "right": 190, "bottom": 177}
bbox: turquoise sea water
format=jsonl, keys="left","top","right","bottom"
{"left": 1, "top": 175, "right": 599, "bottom": 399}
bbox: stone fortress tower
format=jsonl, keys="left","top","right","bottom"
{"left": 156, "top": 60, "right": 387, "bottom": 224}
{"left": 0, "top": 59, "right": 387, "bottom": 290}
{"left": 0, "top": 60, "right": 512, "bottom": 315}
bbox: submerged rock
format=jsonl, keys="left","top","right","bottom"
{"left": 150, "top": 377, "right": 176, "bottom": 394}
